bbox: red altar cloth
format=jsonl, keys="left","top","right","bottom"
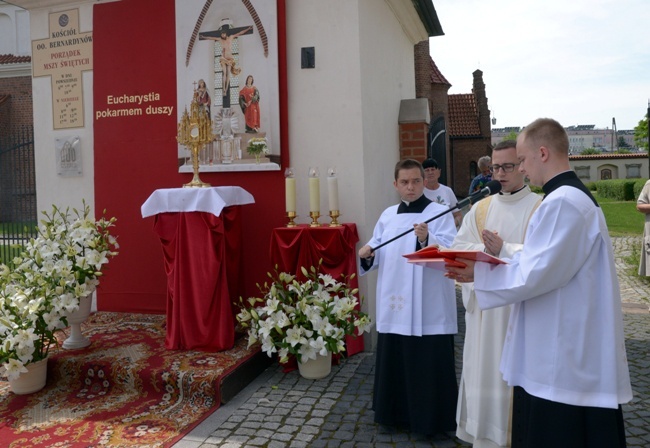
{"left": 153, "top": 208, "right": 243, "bottom": 351}
{"left": 142, "top": 186, "right": 254, "bottom": 352}
{"left": 269, "top": 223, "right": 364, "bottom": 356}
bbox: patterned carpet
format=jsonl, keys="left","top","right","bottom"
{"left": 0, "top": 312, "right": 259, "bottom": 447}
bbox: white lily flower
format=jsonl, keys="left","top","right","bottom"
{"left": 3, "top": 358, "right": 28, "bottom": 381}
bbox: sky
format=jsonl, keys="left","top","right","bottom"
{"left": 428, "top": 0, "right": 650, "bottom": 131}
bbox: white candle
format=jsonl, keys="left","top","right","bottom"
{"left": 285, "top": 176, "right": 296, "bottom": 212}
{"left": 309, "top": 177, "right": 320, "bottom": 212}
{"left": 327, "top": 175, "right": 339, "bottom": 211}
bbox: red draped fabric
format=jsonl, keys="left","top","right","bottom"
{"left": 269, "top": 223, "right": 364, "bottom": 356}
{"left": 153, "top": 207, "right": 243, "bottom": 351}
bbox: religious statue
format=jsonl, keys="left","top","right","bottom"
{"left": 238, "top": 74, "right": 260, "bottom": 133}
{"left": 199, "top": 18, "right": 253, "bottom": 108}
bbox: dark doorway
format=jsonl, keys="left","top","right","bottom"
{"left": 428, "top": 116, "right": 447, "bottom": 184}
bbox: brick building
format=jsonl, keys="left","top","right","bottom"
{"left": 402, "top": 40, "right": 492, "bottom": 197}
{"left": 0, "top": 53, "right": 35, "bottom": 224}
{"left": 0, "top": 54, "right": 33, "bottom": 136}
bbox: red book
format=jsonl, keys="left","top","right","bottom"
{"left": 403, "top": 246, "right": 506, "bottom": 270}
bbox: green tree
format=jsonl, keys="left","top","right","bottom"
{"left": 581, "top": 147, "right": 602, "bottom": 155}
{"left": 634, "top": 113, "right": 649, "bottom": 151}
{"left": 502, "top": 131, "right": 518, "bottom": 141}
{"left": 617, "top": 136, "right": 629, "bottom": 148}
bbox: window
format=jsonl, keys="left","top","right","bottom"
{"left": 575, "top": 166, "right": 590, "bottom": 179}
{"left": 626, "top": 164, "right": 641, "bottom": 178}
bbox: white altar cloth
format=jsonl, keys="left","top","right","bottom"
{"left": 141, "top": 186, "right": 255, "bottom": 218}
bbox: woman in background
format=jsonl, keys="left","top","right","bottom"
{"left": 636, "top": 179, "right": 650, "bottom": 275}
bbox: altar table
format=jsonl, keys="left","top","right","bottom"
{"left": 269, "top": 223, "right": 364, "bottom": 355}
{"left": 142, "top": 187, "right": 254, "bottom": 351}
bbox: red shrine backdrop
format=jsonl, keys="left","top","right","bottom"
{"left": 93, "top": 0, "right": 288, "bottom": 313}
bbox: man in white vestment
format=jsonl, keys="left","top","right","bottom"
{"left": 358, "top": 159, "right": 458, "bottom": 436}
{"left": 446, "top": 118, "right": 632, "bottom": 448}
{"left": 422, "top": 158, "right": 462, "bottom": 228}
{"left": 453, "top": 140, "right": 542, "bottom": 448}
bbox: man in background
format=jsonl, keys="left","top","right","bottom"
{"left": 469, "top": 155, "right": 492, "bottom": 194}
{"left": 422, "top": 158, "right": 462, "bottom": 228}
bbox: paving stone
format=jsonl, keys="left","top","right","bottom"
{"left": 184, "top": 237, "right": 648, "bottom": 448}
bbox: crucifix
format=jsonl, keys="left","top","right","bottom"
{"left": 199, "top": 19, "right": 253, "bottom": 109}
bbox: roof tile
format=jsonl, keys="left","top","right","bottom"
{"left": 0, "top": 54, "right": 31, "bottom": 65}
{"left": 448, "top": 93, "right": 481, "bottom": 137}
{"left": 430, "top": 58, "right": 450, "bottom": 86}
{"left": 569, "top": 153, "right": 648, "bottom": 160}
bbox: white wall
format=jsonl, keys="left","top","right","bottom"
{"left": 358, "top": 0, "right": 417, "bottom": 237}
{"left": 29, "top": 2, "right": 96, "bottom": 215}
{"left": 285, "top": 0, "right": 365, "bottom": 221}
{"left": 0, "top": 4, "right": 30, "bottom": 55}
{"left": 569, "top": 155, "right": 649, "bottom": 182}
{"left": 286, "top": 0, "right": 419, "bottom": 347}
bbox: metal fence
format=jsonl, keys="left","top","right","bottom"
{"left": 0, "top": 125, "right": 37, "bottom": 266}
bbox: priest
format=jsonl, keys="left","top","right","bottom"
{"left": 358, "top": 159, "right": 458, "bottom": 436}
{"left": 446, "top": 118, "right": 632, "bottom": 447}
{"left": 452, "top": 140, "right": 542, "bottom": 447}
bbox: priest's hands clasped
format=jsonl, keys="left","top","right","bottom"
{"left": 482, "top": 230, "right": 503, "bottom": 256}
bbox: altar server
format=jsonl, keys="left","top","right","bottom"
{"left": 452, "top": 140, "right": 542, "bottom": 447}
{"left": 358, "top": 158, "right": 458, "bottom": 436}
{"left": 446, "top": 118, "right": 632, "bottom": 448}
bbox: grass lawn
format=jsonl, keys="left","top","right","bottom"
{"left": 594, "top": 193, "right": 643, "bottom": 237}
{"left": 592, "top": 192, "right": 650, "bottom": 286}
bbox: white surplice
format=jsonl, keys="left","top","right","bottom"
{"left": 452, "top": 186, "right": 541, "bottom": 447}
{"left": 474, "top": 184, "right": 633, "bottom": 410}
{"left": 361, "top": 200, "right": 457, "bottom": 336}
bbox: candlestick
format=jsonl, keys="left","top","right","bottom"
{"left": 309, "top": 211, "right": 321, "bottom": 227}
{"left": 329, "top": 210, "right": 341, "bottom": 227}
{"left": 327, "top": 167, "right": 339, "bottom": 212}
{"left": 308, "top": 167, "right": 320, "bottom": 213}
{"left": 285, "top": 167, "right": 296, "bottom": 212}
{"left": 286, "top": 211, "right": 297, "bottom": 227}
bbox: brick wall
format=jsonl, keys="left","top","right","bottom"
{"left": 0, "top": 98, "right": 10, "bottom": 139}
{"left": 473, "top": 70, "right": 490, "bottom": 137}
{"left": 0, "top": 76, "right": 33, "bottom": 133}
{"left": 451, "top": 138, "right": 491, "bottom": 195}
{"left": 399, "top": 122, "right": 428, "bottom": 162}
{"left": 0, "top": 75, "right": 36, "bottom": 223}
{"left": 414, "top": 41, "right": 431, "bottom": 102}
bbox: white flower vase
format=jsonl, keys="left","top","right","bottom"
{"left": 63, "top": 295, "right": 92, "bottom": 349}
{"left": 8, "top": 358, "right": 48, "bottom": 394}
{"left": 297, "top": 352, "right": 332, "bottom": 379}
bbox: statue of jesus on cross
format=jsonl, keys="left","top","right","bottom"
{"left": 199, "top": 18, "right": 253, "bottom": 109}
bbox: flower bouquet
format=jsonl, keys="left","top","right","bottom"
{"left": 235, "top": 263, "right": 372, "bottom": 364}
{"left": 0, "top": 202, "right": 118, "bottom": 381}
{"left": 246, "top": 137, "right": 269, "bottom": 163}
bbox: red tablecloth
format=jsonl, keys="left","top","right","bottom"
{"left": 269, "top": 223, "right": 364, "bottom": 356}
{"left": 153, "top": 207, "right": 243, "bottom": 351}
